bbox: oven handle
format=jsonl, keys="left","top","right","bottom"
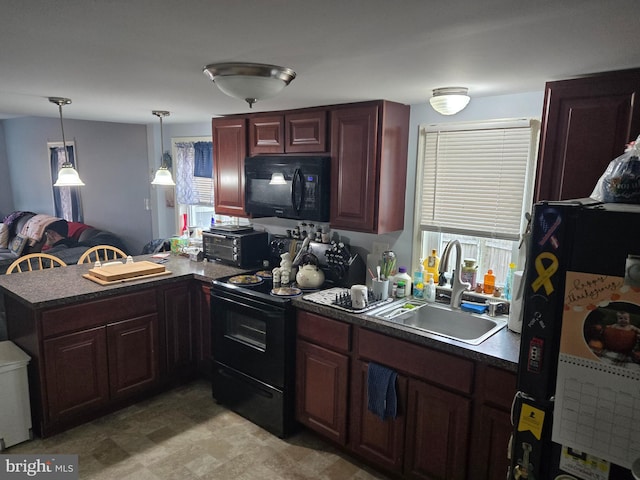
{"left": 212, "top": 292, "right": 286, "bottom": 318}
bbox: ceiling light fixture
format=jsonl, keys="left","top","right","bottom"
{"left": 429, "top": 87, "right": 471, "bottom": 115}
{"left": 151, "top": 110, "right": 175, "bottom": 186}
{"left": 49, "top": 97, "right": 85, "bottom": 187}
{"left": 203, "top": 62, "right": 296, "bottom": 108}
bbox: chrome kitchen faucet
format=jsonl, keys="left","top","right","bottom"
{"left": 439, "top": 240, "right": 471, "bottom": 310}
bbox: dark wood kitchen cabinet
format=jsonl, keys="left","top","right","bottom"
{"left": 295, "top": 310, "right": 351, "bottom": 445}
{"left": 330, "top": 100, "right": 409, "bottom": 233}
{"left": 158, "top": 282, "right": 194, "bottom": 381}
{"left": 194, "top": 283, "right": 213, "bottom": 379}
{"left": 468, "top": 365, "right": 517, "bottom": 480}
{"left": 534, "top": 68, "right": 640, "bottom": 202}
{"left": 249, "top": 110, "right": 327, "bottom": 155}
{"left": 212, "top": 117, "right": 247, "bottom": 216}
{"left": 354, "top": 328, "right": 473, "bottom": 480}
{"left": 38, "top": 290, "right": 159, "bottom": 435}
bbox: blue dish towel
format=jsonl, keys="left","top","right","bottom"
{"left": 367, "top": 362, "right": 398, "bottom": 420}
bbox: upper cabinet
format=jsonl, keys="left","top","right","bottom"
{"left": 212, "top": 101, "right": 409, "bottom": 231}
{"left": 212, "top": 117, "right": 247, "bottom": 216}
{"left": 534, "top": 68, "right": 640, "bottom": 202}
{"left": 249, "top": 110, "right": 328, "bottom": 155}
{"left": 330, "top": 101, "right": 409, "bottom": 234}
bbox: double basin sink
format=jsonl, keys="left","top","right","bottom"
{"left": 366, "top": 299, "right": 507, "bottom": 345}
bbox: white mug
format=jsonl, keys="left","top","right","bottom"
{"left": 350, "top": 284, "right": 368, "bottom": 309}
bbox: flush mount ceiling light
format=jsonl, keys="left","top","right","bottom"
{"left": 429, "top": 87, "right": 471, "bottom": 115}
{"left": 151, "top": 110, "right": 175, "bottom": 186}
{"left": 50, "top": 97, "right": 85, "bottom": 187}
{"left": 203, "top": 62, "right": 296, "bottom": 108}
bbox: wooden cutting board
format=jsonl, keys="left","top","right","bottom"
{"left": 87, "top": 261, "right": 166, "bottom": 281}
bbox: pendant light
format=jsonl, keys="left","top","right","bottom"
{"left": 429, "top": 87, "right": 471, "bottom": 115}
{"left": 151, "top": 110, "right": 175, "bottom": 186}
{"left": 50, "top": 97, "right": 85, "bottom": 186}
{"left": 203, "top": 62, "right": 296, "bottom": 108}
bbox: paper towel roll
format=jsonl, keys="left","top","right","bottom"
{"left": 508, "top": 271, "right": 524, "bottom": 333}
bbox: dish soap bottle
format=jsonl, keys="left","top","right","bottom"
{"left": 483, "top": 269, "right": 496, "bottom": 295}
{"left": 504, "top": 263, "right": 516, "bottom": 300}
{"left": 413, "top": 263, "right": 425, "bottom": 299}
{"left": 423, "top": 249, "right": 440, "bottom": 284}
{"left": 425, "top": 273, "right": 436, "bottom": 303}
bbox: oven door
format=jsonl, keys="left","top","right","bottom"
{"left": 211, "top": 287, "right": 291, "bottom": 389}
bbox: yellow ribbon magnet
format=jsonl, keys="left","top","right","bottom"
{"left": 517, "top": 403, "right": 546, "bottom": 440}
{"left": 532, "top": 252, "right": 558, "bottom": 295}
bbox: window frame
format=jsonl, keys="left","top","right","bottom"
{"left": 411, "top": 118, "right": 540, "bottom": 286}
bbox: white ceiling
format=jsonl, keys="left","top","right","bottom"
{"left": 1, "top": 0, "right": 638, "bottom": 125}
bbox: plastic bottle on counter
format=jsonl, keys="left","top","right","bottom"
{"left": 394, "top": 266, "right": 412, "bottom": 298}
{"left": 425, "top": 273, "right": 436, "bottom": 303}
{"left": 396, "top": 280, "right": 406, "bottom": 298}
{"left": 483, "top": 269, "right": 496, "bottom": 295}
{"left": 504, "top": 263, "right": 516, "bottom": 300}
{"left": 423, "top": 249, "right": 440, "bottom": 284}
{"left": 413, "top": 262, "right": 425, "bottom": 299}
{"left": 461, "top": 258, "right": 477, "bottom": 287}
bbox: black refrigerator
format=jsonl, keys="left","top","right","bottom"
{"left": 510, "top": 199, "right": 640, "bottom": 480}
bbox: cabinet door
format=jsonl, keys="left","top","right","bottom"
{"left": 471, "top": 405, "right": 513, "bottom": 480}
{"left": 296, "top": 339, "right": 349, "bottom": 445}
{"left": 44, "top": 327, "right": 109, "bottom": 419}
{"left": 534, "top": 68, "right": 640, "bottom": 202}
{"left": 194, "top": 283, "right": 212, "bottom": 379}
{"left": 249, "top": 115, "right": 284, "bottom": 155}
{"left": 107, "top": 314, "right": 159, "bottom": 400}
{"left": 349, "top": 359, "right": 406, "bottom": 473}
{"left": 330, "top": 105, "right": 379, "bottom": 232}
{"left": 212, "top": 117, "right": 247, "bottom": 216}
{"left": 286, "top": 110, "right": 327, "bottom": 153}
{"left": 160, "top": 283, "right": 194, "bottom": 378}
{"left": 404, "top": 378, "right": 471, "bottom": 480}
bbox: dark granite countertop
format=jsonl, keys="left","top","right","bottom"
{"left": 0, "top": 255, "right": 246, "bottom": 309}
{"left": 292, "top": 297, "right": 521, "bottom": 372}
{"left": 0, "top": 255, "right": 520, "bottom": 371}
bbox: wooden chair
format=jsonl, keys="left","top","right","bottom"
{"left": 78, "top": 245, "right": 127, "bottom": 264}
{"left": 6, "top": 253, "right": 67, "bottom": 274}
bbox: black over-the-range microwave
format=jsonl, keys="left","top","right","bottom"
{"left": 244, "top": 155, "right": 331, "bottom": 222}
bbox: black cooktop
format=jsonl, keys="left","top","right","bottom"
{"left": 211, "top": 270, "right": 327, "bottom": 304}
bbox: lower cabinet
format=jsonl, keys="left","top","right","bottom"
{"left": 295, "top": 310, "right": 351, "bottom": 445}
{"left": 295, "top": 310, "right": 516, "bottom": 480}
{"left": 350, "top": 358, "right": 406, "bottom": 472}
{"left": 158, "top": 282, "right": 194, "bottom": 380}
{"left": 194, "top": 283, "right": 212, "bottom": 379}
{"left": 403, "top": 378, "right": 471, "bottom": 480}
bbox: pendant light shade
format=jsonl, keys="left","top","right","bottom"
{"left": 203, "top": 62, "right": 296, "bottom": 108}
{"left": 269, "top": 172, "right": 287, "bottom": 185}
{"left": 429, "top": 87, "right": 471, "bottom": 115}
{"left": 151, "top": 110, "right": 175, "bottom": 186}
{"left": 50, "top": 97, "right": 85, "bottom": 186}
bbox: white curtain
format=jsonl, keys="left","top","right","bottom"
{"left": 175, "top": 142, "right": 198, "bottom": 205}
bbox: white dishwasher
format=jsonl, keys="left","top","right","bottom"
{"left": 0, "top": 341, "right": 32, "bottom": 450}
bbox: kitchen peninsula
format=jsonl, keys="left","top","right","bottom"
{"left": 0, "top": 255, "right": 521, "bottom": 479}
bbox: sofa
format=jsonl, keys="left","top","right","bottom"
{"left": 0, "top": 211, "right": 129, "bottom": 274}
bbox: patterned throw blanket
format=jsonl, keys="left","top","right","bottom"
{"left": 21, "top": 214, "right": 61, "bottom": 246}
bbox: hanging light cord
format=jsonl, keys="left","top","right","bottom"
{"left": 55, "top": 100, "right": 71, "bottom": 166}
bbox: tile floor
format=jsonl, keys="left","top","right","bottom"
{"left": 6, "top": 380, "right": 390, "bottom": 480}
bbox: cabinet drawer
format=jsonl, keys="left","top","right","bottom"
{"left": 481, "top": 366, "right": 517, "bottom": 410}
{"left": 297, "top": 311, "right": 351, "bottom": 353}
{"left": 42, "top": 289, "right": 157, "bottom": 338}
{"left": 357, "top": 328, "right": 474, "bottom": 394}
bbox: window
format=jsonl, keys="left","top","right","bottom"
{"left": 172, "top": 137, "right": 215, "bottom": 231}
{"left": 48, "top": 141, "right": 83, "bottom": 222}
{"left": 413, "top": 118, "right": 540, "bottom": 288}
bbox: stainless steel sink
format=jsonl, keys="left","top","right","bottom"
{"left": 367, "top": 300, "right": 508, "bottom": 345}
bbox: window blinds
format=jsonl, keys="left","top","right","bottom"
{"left": 418, "top": 118, "right": 539, "bottom": 241}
